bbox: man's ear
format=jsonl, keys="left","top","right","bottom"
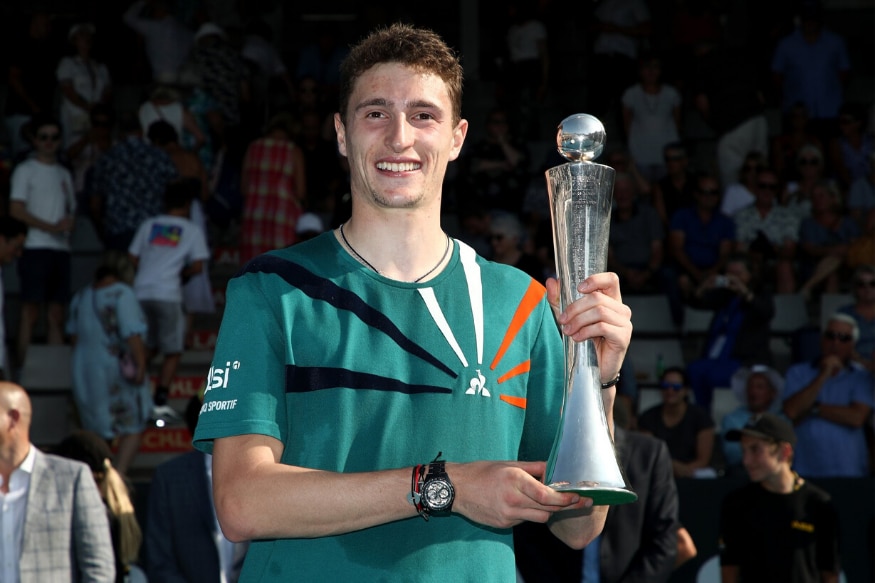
{"left": 334, "top": 113, "right": 347, "bottom": 157}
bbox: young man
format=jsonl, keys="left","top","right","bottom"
{"left": 719, "top": 413, "right": 840, "bottom": 583}
{"left": 129, "top": 180, "right": 209, "bottom": 417}
{"left": 9, "top": 115, "right": 76, "bottom": 368}
{"left": 193, "top": 23, "right": 633, "bottom": 581}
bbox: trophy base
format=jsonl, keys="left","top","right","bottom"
{"left": 549, "top": 483, "right": 638, "bottom": 506}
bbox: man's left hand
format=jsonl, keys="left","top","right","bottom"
{"left": 546, "top": 272, "right": 632, "bottom": 383}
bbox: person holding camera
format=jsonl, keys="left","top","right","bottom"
{"left": 685, "top": 253, "right": 775, "bottom": 412}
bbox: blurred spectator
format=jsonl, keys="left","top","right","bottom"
{"left": 66, "top": 255, "right": 151, "bottom": 477}
{"left": 294, "top": 28, "right": 347, "bottom": 102}
{"left": 686, "top": 254, "right": 775, "bottom": 412}
{"left": 847, "top": 151, "right": 875, "bottom": 229}
{"left": 9, "top": 115, "right": 76, "bottom": 368}
{"left": 827, "top": 102, "right": 873, "bottom": 191}
{"left": 721, "top": 150, "right": 766, "bottom": 218}
{"left": 651, "top": 141, "right": 696, "bottom": 229}
{"left": 2, "top": 10, "right": 62, "bottom": 157}
{"left": 291, "top": 75, "right": 335, "bottom": 143}
{"left": 55, "top": 429, "right": 145, "bottom": 583}
{"left": 57, "top": 23, "right": 112, "bottom": 149}
{"left": 666, "top": 173, "right": 735, "bottom": 324}
{"left": 797, "top": 180, "right": 860, "bottom": 298}
{"left": 67, "top": 103, "right": 116, "bottom": 210}
{"left": 587, "top": 0, "right": 651, "bottom": 122}
{"left": 297, "top": 108, "right": 347, "bottom": 223}
{"left": 123, "top": 0, "right": 195, "bottom": 84}
{"left": 0, "top": 382, "right": 115, "bottom": 582}
{"left": 604, "top": 147, "right": 652, "bottom": 199}
{"left": 145, "top": 395, "right": 248, "bottom": 583}
{"left": 607, "top": 171, "right": 664, "bottom": 294}
{"left": 240, "top": 112, "right": 306, "bottom": 263}
{"left": 502, "top": 1, "right": 550, "bottom": 139}
{"left": 186, "top": 22, "right": 250, "bottom": 128}
{"left": 89, "top": 112, "right": 179, "bottom": 251}
{"left": 0, "top": 217, "right": 27, "bottom": 379}
{"left": 720, "top": 365, "right": 785, "bottom": 477}
{"left": 489, "top": 212, "right": 545, "bottom": 282}
{"left": 782, "top": 313, "right": 874, "bottom": 477}
{"left": 720, "top": 413, "right": 841, "bottom": 582}
{"left": 637, "top": 366, "right": 716, "bottom": 479}
{"left": 783, "top": 143, "right": 828, "bottom": 223}
{"left": 204, "top": 126, "right": 247, "bottom": 239}
{"left": 621, "top": 52, "right": 681, "bottom": 183}
{"left": 459, "top": 107, "right": 530, "bottom": 214}
{"left": 770, "top": 102, "right": 824, "bottom": 184}
{"left": 138, "top": 85, "right": 207, "bottom": 153}
{"left": 732, "top": 167, "right": 799, "bottom": 292}
{"left": 692, "top": 45, "right": 769, "bottom": 190}
{"left": 837, "top": 264, "right": 875, "bottom": 373}
{"left": 128, "top": 181, "right": 209, "bottom": 416}
{"left": 241, "top": 18, "right": 295, "bottom": 123}
{"left": 771, "top": 0, "right": 851, "bottom": 142}
{"left": 148, "top": 123, "right": 216, "bottom": 344}
{"left": 514, "top": 401, "right": 679, "bottom": 583}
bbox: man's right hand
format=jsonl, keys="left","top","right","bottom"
{"left": 448, "top": 460, "right": 590, "bottom": 529}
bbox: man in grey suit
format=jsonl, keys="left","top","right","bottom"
{"left": 0, "top": 381, "right": 115, "bottom": 583}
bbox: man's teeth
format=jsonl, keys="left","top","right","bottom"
{"left": 376, "top": 162, "right": 419, "bottom": 172}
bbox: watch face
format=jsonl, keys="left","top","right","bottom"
{"left": 423, "top": 478, "right": 454, "bottom": 511}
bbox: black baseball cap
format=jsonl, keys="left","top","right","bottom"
{"left": 726, "top": 413, "right": 797, "bottom": 446}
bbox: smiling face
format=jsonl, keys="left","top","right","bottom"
{"left": 334, "top": 62, "right": 467, "bottom": 212}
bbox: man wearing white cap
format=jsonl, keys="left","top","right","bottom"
{"left": 719, "top": 413, "right": 840, "bottom": 583}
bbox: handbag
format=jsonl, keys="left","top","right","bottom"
{"left": 91, "top": 287, "right": 139, "bottom": 382}
{"left": 118, "top": 350, "right": 138, "bottom": 382}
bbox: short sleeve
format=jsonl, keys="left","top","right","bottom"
{"left": 116, "top": 285, "right": 148, "bottom": 339}
{"left": 193, "top": 272, "right": 289, "bottom": 454}
{"left": 9, "top": 163, "right": 30, "bottom": 203}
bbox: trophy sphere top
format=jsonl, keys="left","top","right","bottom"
{"left": 556, "top": 114, "right": 606, "bottom": 162}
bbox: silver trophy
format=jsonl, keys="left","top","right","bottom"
{"left": 543, "top": 114, "right": 637, "bottom": 505}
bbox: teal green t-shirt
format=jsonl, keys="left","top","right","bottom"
{"left": 194, "top": 233, "right": 565, "bottom": 582}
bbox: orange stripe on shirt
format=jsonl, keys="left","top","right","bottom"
{"left": 500, "top": 394, "right": 527, "bottom": 409}
{"left": 491, "top": 279, "right": 545, "bottom": 370}
{"left": 497, "top": 360, "right": 531, "bottom": 384}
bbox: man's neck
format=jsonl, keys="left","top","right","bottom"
{"left": 760, "top": 467, "right": 798, "bottom": 494}
{"left": 340, "top": 210, "right": 449, "bottom": 282}
{"left": 0, "top": 443, "right": 31, "bottom": 494}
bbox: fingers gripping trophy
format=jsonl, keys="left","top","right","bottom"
{"left": 544, "top": 114, "right": 637, "bottom": 505}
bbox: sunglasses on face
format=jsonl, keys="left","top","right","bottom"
{"left": 855, "top": 279, "right": 875, "bottom": 288}
{"left": 699, "top": 189, "right": 721, "bottom": 196}
{"left": 660, "top": 382, "right": 684, "bottom": 391}
{"left": 489, "top": 234, "right": 505, "bottom": 242}
{"left": 823, "top": 331, "right": 853, "bottom": 343}
{"left": 758, "top": 182, "right": 779, "bottom": 190}
{"left": 36, "top": 132, "right": 60, "bottom": 142}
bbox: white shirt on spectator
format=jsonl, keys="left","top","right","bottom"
{"left": 10, "top": 158, "right": 76, "bottom": 252}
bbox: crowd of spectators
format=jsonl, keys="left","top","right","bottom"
{"left": 0, "top": 0, "right": 871, "bottom": 580}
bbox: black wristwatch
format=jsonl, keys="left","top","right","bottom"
{"left": 420, "top": 458, "right": 454, "bottom": 516}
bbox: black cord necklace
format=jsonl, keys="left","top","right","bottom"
{"left": 339, "top": 222, "right": 451, "bottom": 283}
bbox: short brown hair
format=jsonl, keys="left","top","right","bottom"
{"left": 337, "top": 23, "right": 464, "bottom": 126}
